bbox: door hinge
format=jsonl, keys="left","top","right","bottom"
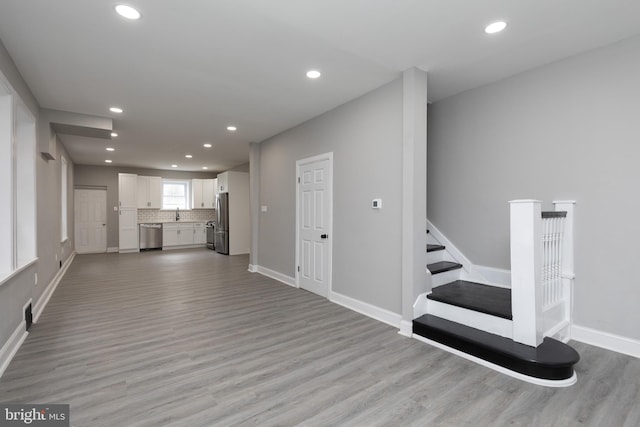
{"left": 297, "top": 266, "right": 300, "bottom": 272}
{"left": 297, "top": 177, "right": 300, "bottom": 183}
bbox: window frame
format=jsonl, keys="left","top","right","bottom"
{"left": 161, "top": 179, "right": 191, "bottom": 210}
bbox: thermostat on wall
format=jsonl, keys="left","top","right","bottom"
{"left": 372, "top": 198, "right": 382, "bottom": 209}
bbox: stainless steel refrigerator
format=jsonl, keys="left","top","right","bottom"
{"left": 215, "top": 193, "right": 229, "bottom": 254}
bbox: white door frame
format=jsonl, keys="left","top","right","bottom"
{"left": 295, "top": 152, "right": 333, "bottom": 297}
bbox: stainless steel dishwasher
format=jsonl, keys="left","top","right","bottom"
{"left": 139, "top": 223, "right": 163, "bottom": 250}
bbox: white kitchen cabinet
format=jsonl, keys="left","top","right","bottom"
{"left": 193, "top": 223, "right": 206, "bottom": 245}
{"left": 202, "top": 179, "right": 215, "bottom": 208}
{"left": 118, "top": 208, "right": 138, "bottom": 253}
{"left": 162, "top": 223, "right": 206, "bottom": 248}
{"left": 217, "top": 172, "right": 228, "bottom": 193}
{"left": 137, "top": 176, "right": 162, "bottom": 209}
{"left": 162, "top": 223, "right": 180, "bottom": 247}
{"left": 178, "top": 223, "right": 194, "bottom": 245}
{"left": 192, "top": 179, "right": 216, "bottom": 208}
{"left": 118, "top": 173, "right": 138, "bottom": 208}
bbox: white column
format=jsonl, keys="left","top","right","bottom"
{"left": 510, "top": 199, "right": 543, "bottom": 347}
{"left": 248, "top": 142, "right": 260, "bottom": 272}
{"left": 400, "top": 68, "right": 428, "bottom": 337}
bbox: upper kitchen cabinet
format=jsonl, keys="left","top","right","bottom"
{"left": 137, "top": 176, "right": 162, "bottom": 209}
{"left": 216, "top": 171, "right": 247, "bottom": 196}
{"left": 192, "top": 178, "right": 216, "bottom": 209}
{"left": 217, "top": 172, "right": 228, "bottom": 193}
{"left": 118, "top": 173, "right": 138, "bottom": 208}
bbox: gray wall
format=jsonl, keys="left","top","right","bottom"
{"left": 74, "top": 165, "right": 217, "bottom": 249}
{"left": 258, "top": 78, "right": 404, "bottom": 313}
{"left": 428, "top": 34, "right": 640, "bottom": 340}
{"left": 0, "top": 38, "right": 75, "bottom": 349}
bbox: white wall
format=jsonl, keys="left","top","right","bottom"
{"left": 428, "top": 34, "right": 640, "bottom": 340}
{"left": 258, "top": 78, "right": 404, "bottom": 313}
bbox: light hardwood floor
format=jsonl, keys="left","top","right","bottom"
{"left": 1, "top": 249, "right": 639, "bottom": 426}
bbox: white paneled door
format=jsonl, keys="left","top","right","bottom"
{"left": 297, "top": 153, "right": 333, "bottom": 298}
{"left": 75, "top": 189, "right": 107, "bottom": 253}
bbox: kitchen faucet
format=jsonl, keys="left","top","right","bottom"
{"left": 176, "top": 207, "right": 180, "bottom": 221}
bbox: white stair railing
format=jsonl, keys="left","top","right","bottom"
{"left": 509, "top": 200, "right": 575, "bottom": 347}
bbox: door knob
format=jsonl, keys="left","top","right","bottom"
{"left": 321, "top": 234, "right": 328, "bottom": 239}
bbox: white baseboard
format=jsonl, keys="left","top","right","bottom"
{"left": 572, "top": 325, "right": 640, "bottom": 359}
{"left": 474, "top": 265, "right": 511, "bottom": 288}
{"left": 398, "top": 320, "right": 413, "bottom": 337}
{"left": 33, "top": 251, "right": 76, "bottom": 323}
{"left": 0, "top": 321, "right": 28, "bottom": 379}
{"left": 107, "top": 247, "right": 119, "bottom": 253}
{"left": 330, "top": 291, "right": 401, "bottom": 329}
{"left": 247, "top": 264, "right": 258, "bottom": 273}
{"left": 256, "top": 265, "right": 297, "bottom": 288}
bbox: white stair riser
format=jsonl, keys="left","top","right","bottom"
{"left": 426, "top": 299, "right": 513, "bottom": 339}
{"left": 414, "top": 292, "right": 429, "bottom": 319}
{"left": 430, "top": 269, "right": 462, "bottom": 287}
{"left": 426, "top": 250, "right": 445, "bottom": 264}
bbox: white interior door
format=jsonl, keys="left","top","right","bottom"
{"left": 75, "top": 189, "right": 107, "bottom": 253}
{"left": 297, "top": 153, "right": 333, "bottom": 298}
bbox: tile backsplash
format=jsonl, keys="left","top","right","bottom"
{"left": 138, "top": 209, "right": 215, "bottom": 223}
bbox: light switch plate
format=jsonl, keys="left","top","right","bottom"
{"left": 372, "top": 198, "right": 382, "bottom": 209}
{"left": 261, "top": 205, "right": 268, "bottom": 212}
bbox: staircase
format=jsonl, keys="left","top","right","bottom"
{"left": 412, "top": 224, "right": 580, "bottom": 387}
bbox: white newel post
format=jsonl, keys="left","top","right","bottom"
{"left": 510, "top": 200, "right": 543, "bottom": 347}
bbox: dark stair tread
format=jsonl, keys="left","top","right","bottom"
{"left": 427, "top": 244, "right": 445, "bottom": 252}
{"left": 413, "top": 314, "right": 580, "bottom": 380}
{"left": 427, "top": 261, "right": 462, "bottom": 275}
{"left": 427, "top": 280, "right": 512, "bottom": 320}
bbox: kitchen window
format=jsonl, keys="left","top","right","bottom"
{"left": 162, "top": 179, "right": 190, "bottom": 210}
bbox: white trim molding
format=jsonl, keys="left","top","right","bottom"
{"left": 107, "top": 247, "right": 119, "bottom": 253}
{"left": 398, "top": 320, "right": 413, "bottom": 337}
{"left": 572, "top": 325, "right": 640, "bottom": 359}
{"left": 0, "top": 321, "right": 28, "bottom": 379}
{"left": 256, "top": 265, "right": 297, "bottom": 288}
{"left": 33, "top": 251, "right": 76, "bottom": 323}
{"left": 330, "top": 291, "right": 401, "bottom": 329}
{"left": 247, "top": 264, "right": 258, "bottom": 273}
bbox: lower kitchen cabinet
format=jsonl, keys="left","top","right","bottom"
{"left": 162, "top": 223, "right": 207, "bottom": 249}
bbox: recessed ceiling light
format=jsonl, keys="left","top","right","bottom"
{"left": 306, "top": 70, "right": 321, "bottom": 79}
{"left": 109, "top": 107, "right": 123, "bottom": 113}
{"left": 115, "top": 5, "right": 141, "bottom": 20}
{"left": 227, "top": 126, "right": 237, "bottom": 131}
{"left": 202, "top": 166, "right": 208, "bottom": 170}
{"left": 111, "top": 132, "right": 118, "bottom": 138}
{"left": 203, "top": 143, "right": 212, "bottom": 148}
{"left": 105, "top": 159, "right": 113, "bottom": 163}
{"left": 171, "top": 164, "right": 178, "bottom": 168}
{"left": 106, "top": 147, "right": 115, "bottom": 152}
{"left": 485, "top": 21, "right": 507, "bottom": 34}
{"left": 185, "top": 154, "right": 193, "bottom": 158}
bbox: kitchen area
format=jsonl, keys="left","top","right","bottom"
{"left": 73, "top": 165, "right": 250, "bottom": 256}
{"left": 127, "top": 171, "right": 250, "bottom": 255}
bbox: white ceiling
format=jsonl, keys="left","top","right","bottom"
{"left": 1, "top": 1, "right": 639, "bottom": 172}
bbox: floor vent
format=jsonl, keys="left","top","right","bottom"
{"left": 25, "top": 303, "right": 33, "bottom": 331}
